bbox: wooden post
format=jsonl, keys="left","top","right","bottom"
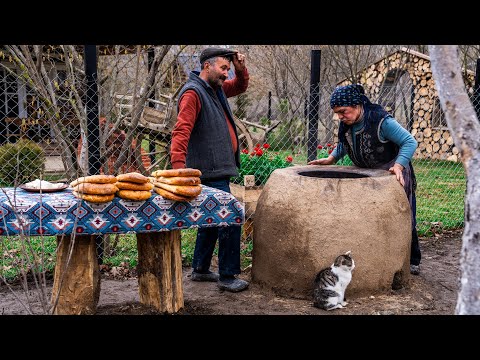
{"left": 136, "top": 230, "right": 184, "bottom": 313}
{"left": 242, "top": 175, "right": 256, "bottom": 242}
{"left": 147, "top": 47, "right": 157, "bottom": 164}
{"left": 307, "top": 49, "right": 321, "bottom": 163}
{"left": 51, "top": 234, "right": 100, "bottom": 315}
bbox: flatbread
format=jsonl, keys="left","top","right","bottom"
{"left": 153, "top": 186, "right": 194, "bottom": 202}
{"left": 116, "top": 190, "right": 152, "bottom": 201}
{"left": 72, "top": 191, "right": 115, "bottom": 203}
{"left": 151, "top": 168, "right": 202, "bottom": 178}
{"left": 153, "top": 182, "right": 202, "bottom": 197}
{"left": 72, "top": 183, "right": 118, "bottom": 195}
{"left": 70, "top": 175, "right": 117, "bottom": 187}
{"left": 155, "top": 176, "right": 201, "bottom": 186}
{"left": 115, "top": 181, "right": 154, "bottom": 191}
{"left": 116, "top": 172, "right": 149, "bottom": 184}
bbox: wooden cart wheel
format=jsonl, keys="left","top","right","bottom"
{"left": 233, "top": 116, "right": 254, "bottom": 153}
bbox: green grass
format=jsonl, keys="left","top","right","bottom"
{"left": 274, "top": 148, "right": 352, "bottom": 166}
{"left": 412, "top": 159, "right": 465, "bottom": 236}
{"left": 1, "top": 235, "right": 57, "bottom": 281}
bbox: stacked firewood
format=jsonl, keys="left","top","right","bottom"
{"left": 151, "top": 168, "right": 202, "bottom": 202}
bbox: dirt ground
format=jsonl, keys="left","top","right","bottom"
{"left": 0, "top": 229, "right": 463, "bottom": 315}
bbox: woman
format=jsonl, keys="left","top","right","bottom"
{"left": 308, "top": 84, "right": 421, "bottom": 275}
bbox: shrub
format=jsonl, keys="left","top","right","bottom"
{"left": 0, "top": 139, "right": 45, "bottom": 186}
{"left": 231, "top": 143, "right": 294, "bottom": 186}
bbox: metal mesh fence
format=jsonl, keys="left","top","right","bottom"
{"left": 0, "top": 45, "right": 469, "bottom": 289}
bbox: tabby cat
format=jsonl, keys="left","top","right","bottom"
{"left": 313, "top": 251, "right": 355, "bottom": 311}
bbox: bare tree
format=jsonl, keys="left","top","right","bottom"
{"left": 1, "top": 45, "right": 182, "bottom": 179}
{"left": 429, "top": 45, "right": 480, "bottom": 314}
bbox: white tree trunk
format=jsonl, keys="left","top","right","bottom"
{"left": 429, "top": 45, "right": 480, "bottom": 314}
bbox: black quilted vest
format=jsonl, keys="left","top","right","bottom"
{"left": 339, "top": 104, "right": 399, "bottom": 168}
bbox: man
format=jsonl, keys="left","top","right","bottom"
{"left": 170, "top": 47, "right": 249, "bottom": 292}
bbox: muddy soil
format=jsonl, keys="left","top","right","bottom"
{"left": 0, "top": 229, "right": 462, "bottom": 315}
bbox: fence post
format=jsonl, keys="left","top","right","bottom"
{"left": 84, "top": 45, "right": 101, "bottom": 175}
{"left": 267, "top": 91, "right": 272, "bottom": 121}
{"left": 84, "top": 45, "right": 103, "bottom": 264}
{"left": 147, "top": 48, "right": 156, "bottom": 164}
{"left": 307, "top": 50, "right": 321, "bottom": 163}
{"left": 474, "top": 58, "right": 480, "bottom": 120}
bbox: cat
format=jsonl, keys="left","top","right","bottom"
{"left": 313, "top": 251, "right": 355, "bottom": 311}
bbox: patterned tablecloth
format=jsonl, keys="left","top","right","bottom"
{"left": 0, "top": 185, "right": 244, "bottom": 236}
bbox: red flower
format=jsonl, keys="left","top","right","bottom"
{"left": 327, "top": 143, "right": 332, "bottom": 147}
{"left": 286, "top": 155, "right": 293, "bottom": 162}
{"left": 317, "top": 145, "right": 323, "bottom": 149}
{"left": 256, "top": 149, "right": 264, "bottom": 156}
{"left": 242, "top": 148, "right": 249, "bottom": 154}
{"left": 263, "top": 143, "right": 270, "bottom": 149}
{"left": 328, "top": 149, "right": 333, "bottom": 154}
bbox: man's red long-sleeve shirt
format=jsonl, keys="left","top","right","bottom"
{"left": 170, "top": 68, "right": 249, "bottom": 169}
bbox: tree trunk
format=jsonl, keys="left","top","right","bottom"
{"left": 136, "top": 231, "right": 184, "bottom": 313}
{"left": 51, "top": 235, "right": 100, "bottom": 315}
{"left": 429, "top": 45, "right": 480, "bottom": 314}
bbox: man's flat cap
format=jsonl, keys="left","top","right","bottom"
{"left": 200, "top": 47, "right": 237, "bottom": 64}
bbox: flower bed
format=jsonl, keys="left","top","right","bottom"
{"left": 231, "top": 143, "right": 294, "bottom": 186}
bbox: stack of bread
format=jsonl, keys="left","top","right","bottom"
{"left": 151, "top": 168, "right": 202, "bottom": 202}
{"left": 70, "top": 175, "right": 118, "bottom": 203}
{"left": 115, "top": 172, "right": 153, "bottom": 201}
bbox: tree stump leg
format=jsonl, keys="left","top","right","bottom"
{"left": 51, "top": 234, "right": 100, "bottom": 315}
{"left": 136, "top": 230, "right": 184, "bottom": 313}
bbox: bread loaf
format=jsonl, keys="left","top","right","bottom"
{"left": 73, "top": 183, "right": 118, "bottom": 195}
{"left": 70, "top": 175, "right": 117, "bottom": 187}
{"left": 116, "top": 190, "right": 152, "bottom": 201}
{"left": 151, "top": 168, "right": 202, "bottom": 178}
{"left": 153, "top": 186, "right": 194, "bottom": 202}
{"left": 115, "top": 181, "right": 154, "bottom": 191}
{"left": 156, "top": 176, "right": 201, "bottom": 186}
{"left": 116, "top": 172, "right": 149, "bottom": 184}
{"left": 72, "top": 191, "right": 115, "bottom": 203}
{"left": 153, "top": 182, "right": 202, "bottom": 197}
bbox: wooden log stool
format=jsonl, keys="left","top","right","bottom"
{"left": 51, "top": 230, "right": 184, "bottom": 314}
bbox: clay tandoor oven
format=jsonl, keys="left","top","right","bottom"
{"left": 252, "top": 165, "right": 412, "bottom": 299}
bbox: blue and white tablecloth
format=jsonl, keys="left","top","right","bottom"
{"left": 0, "top": 185, "right": 244, "bottom": 236}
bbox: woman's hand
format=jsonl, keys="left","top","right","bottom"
{"left": 389, "top": 163, "right": 405, "bottom": 186}
{"left": 308, "top": 155, "right": 335, "bottom": 165}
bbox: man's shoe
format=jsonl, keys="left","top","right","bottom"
{"left": 191, "top": 270, "right": 219, "bottom": 282}
{"left": 217, "top": 278, "right": 249, "bottom": 292}
{"left": 410, "top": 264, "right": 420, "bottom": 275}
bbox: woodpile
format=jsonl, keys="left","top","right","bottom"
{"left": 335, "top": 48, "right": 476, "bottom": 163}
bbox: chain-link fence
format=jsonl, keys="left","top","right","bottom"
{"left": 0, "top": 45, "right": 469, "bottom": 295}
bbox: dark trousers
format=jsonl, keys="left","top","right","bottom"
{"left": 192, "top": 177, "right": 241, "bottom": 276}
{"left": 381, "top": 160, "right": 421, "bottom": 266}
{"left": 410, "top": 191, "right": 421, "bottom": 266}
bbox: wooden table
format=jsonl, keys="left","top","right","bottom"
{"left": 0, "top": 186, "right": 244, "bottom": 314}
